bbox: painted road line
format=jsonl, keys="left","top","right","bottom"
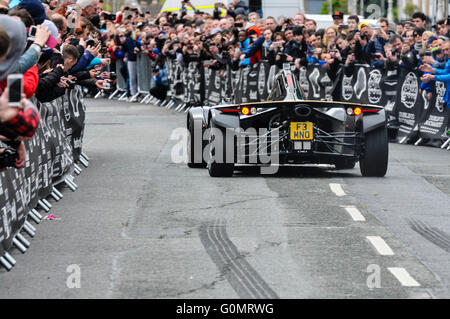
{"left": 388, "top": 267, "right": 421, "bottom": 287}
{"left": 329, "top": 183, "right": 346, "bottom": 197}
{"left": 340, "top": 205, "right": 366, "bottom": 221}
{"left": 366, "top": 236, "right": 395, "bottom": 256}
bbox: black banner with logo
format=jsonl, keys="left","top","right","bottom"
{"left": 395, "top": 70, "right": 425, "bottom": 143}
{"left": 163, "top": 57, "right": 449, "bottom": 144}
{"left": 1, "top": 87, "right": 85, "bottom": 254}
{"left": 62, "top": 85, "right": 85, "bottom": 161}
{"left": 206, "top": 68, "right": 222, "bottom": 105}
{"left": 418, "top": 80, "right": 450, "bottom": 140}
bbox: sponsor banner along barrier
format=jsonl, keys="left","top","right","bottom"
{"left": 163, "top": 60, "right": 448, "bottom": 144}
{"left": 0, "top": 86, "right": 86, "bottom": 257}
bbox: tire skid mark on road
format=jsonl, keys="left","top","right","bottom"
{"left": 410, "top": 219, "right": 450, "bottom": 253}
{"left": 199, "top": 219, "right": 279, "bottom": 299}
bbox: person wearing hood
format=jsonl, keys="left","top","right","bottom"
{"left": 240, "top": 26, "right": 265, "bottom": 64}
{"left": 0, "top": 15, "right": 40, "bottom": 168}
{"left": 246, "top": 26, "right": 262, "bottom": 64}
{"left": 12, "top": 0, "right": 47, "bottom": 25}
{"left": 0, "top": 14, "right": 39, "bottom": 99}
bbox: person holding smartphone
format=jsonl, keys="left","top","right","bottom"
{"left": 0, "top": 79, "right": 40, "bottom": 139}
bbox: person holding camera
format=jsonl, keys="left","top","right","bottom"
{"left": 353, "top": 25, "right": 371, "bottom": 65}
{"left": 367, "top": 18, "right": 392, "bottom": 68}
{"left": 421, "top": 40, "right": 450, "bottom": 109}
{"left": 374, "top": 35, "right": 414, "bottom": 71}
{"left": 35, "top": 44, "right": 80, "bottom": 103}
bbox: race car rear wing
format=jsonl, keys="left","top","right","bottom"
{"left": 215, "top": 100, "right": 384, "bottom": 116}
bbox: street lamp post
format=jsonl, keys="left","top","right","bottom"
{"left": 387, "top": 0, "right": 394, "bottom": 22}
{"left": 349, "top": 0, "right": 357, "bottom": 14}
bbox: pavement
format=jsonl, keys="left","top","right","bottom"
{"left": 0, "top": 98, "right": 449, "bottom": 299}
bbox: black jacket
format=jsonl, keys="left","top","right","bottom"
{"left": 35, "top": 66, "right": 66, "bottom": 103}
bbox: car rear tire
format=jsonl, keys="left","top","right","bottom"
{"left": 360, "top": 126, "right": 388, "bottom": 177}
{"left": 187, "top": 117, "right": 206, "bottom": 168}
{"left": 207, "top": 122, "right": 234, "bottom": 177}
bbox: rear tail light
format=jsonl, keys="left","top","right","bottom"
{"left": 346, "top": 106, "right": 380, "bottom": 116}
{"left": 220, "top": 106, "right": 257, "bottom": 115}
{"left": 241, "top": 106, "right": 250, "bottom": 115}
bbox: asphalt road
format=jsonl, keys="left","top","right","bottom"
{"left": 0, "top": 98, "right": 449, "bottom": 299}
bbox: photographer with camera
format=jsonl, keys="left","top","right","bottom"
{"left": 353, "top": 23, "right": 372, "bottom": 65}
{"left": 374, "top": 35, "right": 415, "bottom": 71}
{"left": 368, "top": 18, "right": 393, "bottom": 68}
{"left": 35, "top": 44, "right": 80, "bottom": 103}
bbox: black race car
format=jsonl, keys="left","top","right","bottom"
{"left": 187, "top": 64, "right": 388, "bottom": 177}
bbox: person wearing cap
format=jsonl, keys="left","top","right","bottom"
{"left": 352, "top": 23, "right": 372, "bottom": 64}
{"left": 332, "top": 11, "right": 344, "bottom": 26}
{"left": 421, "top": 43, "right": 446, "bottom": 70}
{"left": 240, "top": 24, "right": 266, "bottom": 65}
{"left": 420, "top": 39, "right": 450, "bottom": 76}
{"left": 431, "top": 45, "right": 446, "bottom": 69}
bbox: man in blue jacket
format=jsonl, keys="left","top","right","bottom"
{"left": 150, "top": 64, "right": 169, "bottom": 101}
{"left": 421, "top": 40, "right": 450, "bottom": 107}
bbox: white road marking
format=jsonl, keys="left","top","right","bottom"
{"left": 366, "top": 236, "right": 395, "bottom": 255}
{"left": 388, "top": 267, "right": 421, "bottom": 287}
{"left": 340, "top": 205, "right": 366, "bottom": 221}
{"left": 329, "top": 183, "right": 346, "bottom": 197}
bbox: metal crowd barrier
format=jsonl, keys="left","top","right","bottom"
{"left": 0, "top": 86, "right": 89, "bottom": 272}
{"left": 109, "top": 59, "right": 128, "bottom": 101}
{"left": 129, "top": 52, "right": 154, "bottom": 103}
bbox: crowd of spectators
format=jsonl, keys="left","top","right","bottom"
{"left": 100, "top": 1, "right": 450, "bottom": 105}
{"left": 1, "top": 0, "right": 450, "bottom": 171}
